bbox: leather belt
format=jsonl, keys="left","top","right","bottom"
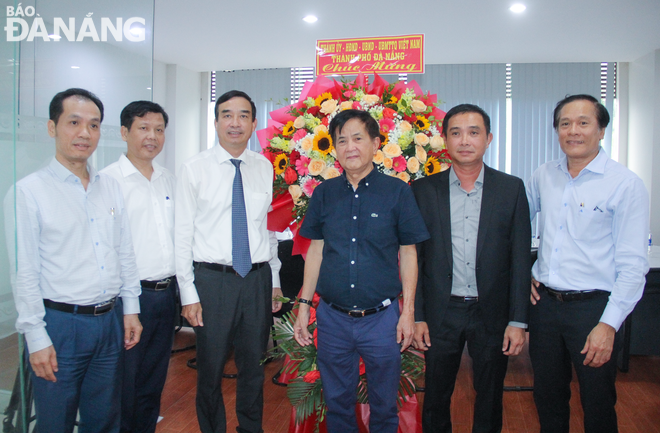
{"left": 44, "top": 297, "right": 117, "bottom": 316}
{"left": 141, "top": 276, "right": 175, "bottom": 291}
{"left": 450, "top": 295, "right": 479, "bottom": 302}
{"left": 328, "top": 297, "right": 396, "bottom": 318}
{"left": 195, "top": 261, "right": 267, "bottom": 275}
{"left": 539, "top": 283, "right": 606, "bottom": 302}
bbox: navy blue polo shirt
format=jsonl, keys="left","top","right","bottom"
{"left": 300, "top": 167, "right": 430, "bottom": 309}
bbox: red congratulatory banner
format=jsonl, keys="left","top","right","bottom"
{"left": 316, "top": 34, "right": 424, "bottom": 76}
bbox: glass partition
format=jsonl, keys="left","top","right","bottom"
{"left": 1, "top": 0, "right": 154, "bottom": 430}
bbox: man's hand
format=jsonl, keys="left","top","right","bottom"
{"left": 29, "top": 346, "right": 58, "bottom": 382}
{"left": 502, "top": 325, "right": 526, "bottom": 356}
{"left": 413, "top": 322, "right": 431, "bottom": 351}
{"left": 293, "top": 306, "right": 313, "bottom": 346}
{"left": 124, "top": 314, "right": 143, "bottom": 350}
{"left": 531, "top": 278, "right": 541, "bottom": 305}
{"left": 182, "top": 302, "right": 204, "bottom": 327}
{"left": 397, "top": 310, "right": 415, "bottom": 352}
{"left": 272, "top": 287, "right": 283, "bottom": 313}
{"left": 581, "top": 322, "right": 616, "bottom": 367}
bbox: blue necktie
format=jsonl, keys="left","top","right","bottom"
{"left": 231, "top": 159, "right": 251, "bottom": 278}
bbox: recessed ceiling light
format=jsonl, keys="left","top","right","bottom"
{"left": 49, "top": 34, "right": 61, "bottom": 40}
{"left": 303, "top": 15, "right": 318, "bottom": 23}
{"left": 71, "top": 66, "right": 80, "bottom": 69}
{"left": 510, "top": 3, "right": 526, "bottom": 13}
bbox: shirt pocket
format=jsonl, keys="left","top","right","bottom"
{"left": 569, "top": 206, "right": 610, "bottom": 242}
{"left": 99, "top": 211, "right": 122, "bottom": 249}
{"left": 246, "top": 191, "right": 271, "bottom": 222}
{"left": 164, "top": 197, "right": 174, "bottom": 229}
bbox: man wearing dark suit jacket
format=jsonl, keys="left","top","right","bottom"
{"left": 412, "top": 104, "right": 531, "bottom": 433}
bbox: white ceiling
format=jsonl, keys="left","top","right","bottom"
{"left": 153, "top": 0, "right": 660, "bottom": 73}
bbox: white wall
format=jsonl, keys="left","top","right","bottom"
{"left": 627, "top": 49, "right": 660, "bottom": 240}
{"left": 152, "top": 61, "right": 205, "bottom": 175}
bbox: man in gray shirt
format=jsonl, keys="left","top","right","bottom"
{"left": 412, "top": 104, "right": 530, "bottom": 433}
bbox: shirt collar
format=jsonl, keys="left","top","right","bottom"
{"left": 118, "top": 153, "right": 163, "bottom": 181}
{"left": 449, "top": 164, "right": 485, "bottom": 187}
{"left": 213, "top": 144, "right": 250, "bottom": 166}
{"left": 49, "top": 157, "right": 99, "bottom": 184}
{"left": 342, "top": 163, "right": 378, "bottom": 189}
{"left": 558, "top": 146, "right": 607, "bottom": 176}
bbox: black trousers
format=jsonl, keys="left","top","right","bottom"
{"left": 529, "top": 288, "right": 621, "bottom": 433}
{"left": 193, "top": 263, "right": 272, "bottom": 433}
{"left": 422, "top": 300, "right": 509, "bottom": 433}
{"left": 121, "top": 281, "right": 177, "bottom": 433}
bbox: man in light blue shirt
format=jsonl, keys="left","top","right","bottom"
{"left": 6, "top": 88, "right": 142, "bottom": 433}
{"left": 527, "top": 94, "right": 649, "bottom": 433}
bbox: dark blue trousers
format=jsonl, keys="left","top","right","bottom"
{"left": 121, "top": 282, "right": 177, "bottom": 433}
{"left": 529, "top": 289, "right": 621, "bottom": 433}
{"left": 31, "top": 299, "right": 124, "bottom": 433}
{"left": 316, "top": 299, "right": 401, "bottom": 433}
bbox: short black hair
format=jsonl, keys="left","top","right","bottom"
{"left": 441, "top": 104, "right": 491, "bottom": 136}
{"left": 49, "top": 88, "right": 104, "bottom": 124}
{"left": 553, "top": 94, "right": 610, "bottom": 130}
{"left": 214, "top": 90, "right": 256, "bottom": 121}
{"left": 329, "top": 109, "right": 380, "bottom": 143}
{"left": 120, "top": 101, "right": 169, "bottom": 130}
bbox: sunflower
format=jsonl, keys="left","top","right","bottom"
{"left": 414, "top": 115, "right": 430, "bottom": 131}
{"left": 424, "top": 156, "right": 441, "bottom": 176}
{"left": 282, "top": 121, "right": 295, "bottom": 136}
{"left": 274, "top": 154, "right": 288, "bottom": 175}
{"left": 313, "top": 130, "right": 334, "bottom": 155}
{"left": 315, "top": 92, "right": 333, "bottom": 108}
{"left": 379, "top": 131, "right": 389, "bottom": 147}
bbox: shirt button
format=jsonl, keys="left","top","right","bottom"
{"left": 355, "top": 194, "right": 359, "bottom": 198}
{"left": 101, "top": 266, "right": 104, "bottom": 270}
{"left": 351, "top": 284, "right": 355, "bottom": 288}
{"left": 95, "top": 242, "right": 99, "bottom": 246}
{"left": 468, "top": 285, "right": 471, "bottom": 288}
{"left": 559, "top": 225, "right": 563, "bottom": 230}
{"left": 90, "top": 218, "right": 94, "bottom": 222}
{"left": 353, "top": 216, "right": 357, "bottom": 220}
{"left": 466, "top": 239, "right": 469, "bottom": 242}
{"left": 467, "top": 262, "right": 470, "bottom": 265}
{"left": 555, "top": 248, "right": 558, "bottom": 252}
{"left": 351, "top": 261, "right": 355, "bottom": 264}
{"left": 366, "top": 183, "right": 369, "bottom": 186}
{"left": 352, "top": 238, "right": 356, "bottom": 242}
{"left": 564, "top": 203, "right": 567, "bottom": 207}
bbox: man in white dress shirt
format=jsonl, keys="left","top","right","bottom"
{"left": 101, "top": 101, "right": 175, "bottom": 433}
{"left": 6, "top": 88, "right": 142, "bottom": 432}
{"left": 175, "top": 90, "right": 282, "bottom": 433}
{"left": 527, "top": 94, "right": 649, "bottom": 433}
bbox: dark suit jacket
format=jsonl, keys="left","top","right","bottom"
{"left": 411, "top": 165, "right": 531, "bottom": 336}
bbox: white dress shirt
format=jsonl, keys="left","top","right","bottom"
{"left": 6, "top": 158, "right": 141, "bottom": 353}
{"left": 526, "top": 147, "right": 650, "bottom": 330}
{"left": 175, "top": 145, "right": 281, "bottom": 306}
{"left": 101, "top": 154, "right": 176, "bottom": 281}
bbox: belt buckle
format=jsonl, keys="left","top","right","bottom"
{"left": 348, "top": 309, "right": 365, "bottom": 318}
{"left": 94, "top": 299, "right": 113, "bottom": 316}
{"left": 155, "top": 279, "right": 170, "bottom": 291}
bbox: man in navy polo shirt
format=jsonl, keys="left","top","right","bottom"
{"left": 293, "top": 109, "right": 429, "bottom": 433}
